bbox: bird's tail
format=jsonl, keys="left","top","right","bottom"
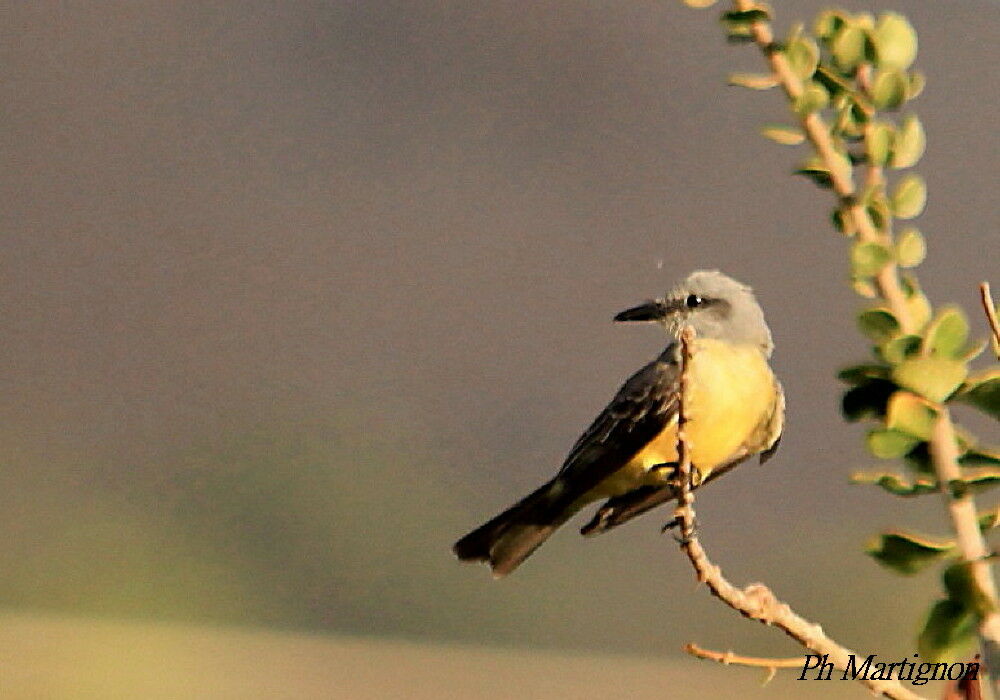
{"left": 453, "top": 479, "right": 580, "bottom": 577}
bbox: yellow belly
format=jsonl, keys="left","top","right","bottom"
{"left": 594, "top": 339, "right": 777, "bottom": 497}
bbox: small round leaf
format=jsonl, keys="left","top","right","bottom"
{"left": 794, "top": 82, "right": 829, "bottom": 116}
{"left": 866, "top": 121, "right": 895, "bottom": 166}
{"left": 858, "top": 308, "right": 900, "bottom": 344}
{"left": 895, "top": 228, "right": 926, "bottom": 268}
{"left": 871, "top": 68, "right": 909, "bottom": 110}
{"left": 760, "top": 125, "right": 805, "bottom": 145}
{"left": 893, "top": 356, "right": 968, "bottom": 403}
{"left": 907, "top": 71, "right": 926, "bottom": 100}
{"left": 890, "top": 115, "right": 926, "bottom": 169}
{"left": 814, "top": 10, "right": 848, "bottom": 41}
{"left": 832, "top": 25, "right": 867, "bottom": 72}
{"left": 880, "top": 334, "right": 922, "bottom": 365}
{"left": 891, "top": 174, "right": 927, "bottom": 219}
{"left": 851, "top": 241, "right": 893, "bottom": 277}
{"left": 918, "top": 599, "right": 976, "bottom": 662}
{"left": 873, "top": 12, "right": 918, "bottom": 70}
{"left": 925, "top": 307, "right": 970, "bottom": 358}
{"left": 956, "top": 369, "right": 1000, "bottom": 420}
{"left": 728, "top": 73, "right": 779, "bottom": 90}
{"left": 785, "top": 37, "right": 820, "bottom": 80}
{"left": 904, "top": 290, "right": 932, "bottom": 331}
{"left": 867, "top": 532, "right": 954, "bottom": 574}
{"left": 886, "top": 391, "right": 938, "bottom": 440}
{"left": 867, "top": 428, "right": 920, "bottom": 459}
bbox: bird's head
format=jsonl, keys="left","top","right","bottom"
{"left": 614, "top": 270, "right": 774, "bottom": 356}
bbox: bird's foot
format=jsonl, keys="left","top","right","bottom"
{"left": 651, "top": 462, "right": 701, "bottom": 491}
{"left": 661, "top": 515, "right": 698, "bottom": 544}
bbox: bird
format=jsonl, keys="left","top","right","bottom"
{"left": 453, "top": 270, "right": 784, "bottom": 577}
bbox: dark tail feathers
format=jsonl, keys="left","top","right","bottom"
{"left": 453, "top": 480, "right": 577, "bottom": 577}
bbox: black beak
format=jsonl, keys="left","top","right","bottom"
{"left": 614, "top": 299, "right": 671, "bottom": 323}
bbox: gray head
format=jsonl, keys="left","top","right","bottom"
{"left": 614, "top": 270, "right": 773, "bottom": 356}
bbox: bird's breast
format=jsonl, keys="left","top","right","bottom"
{"left": 597, "top": 339, "right": 777, "bottom": 497}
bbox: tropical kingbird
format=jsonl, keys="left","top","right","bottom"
{"left": 453, "top": 270, "right": 784, "bottom": 577}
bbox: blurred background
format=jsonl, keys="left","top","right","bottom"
{"left": 1, "top": 1, "right": 996, "bottom": 697}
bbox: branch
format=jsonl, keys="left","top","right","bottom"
{"left": 729, "top": 0, "right": 1000, "bottom": 679}
{"left": 929, "top": 412, "right": 1000, "bottom": 681}
{"left": 683, "top": 642, "right": 806, "bottom": 687}
{"left": 980, "top": 282, "right": 1000, "bottom": 359}
{"left": 683, "top": 643, "right": 804, "bottom": 686}
{"left": 672, "top": 327, "right": 926, "bottom": 700}
{"left": 733, "top": 0, "right": 914, "bottom": 332}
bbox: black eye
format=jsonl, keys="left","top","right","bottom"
{"left": 685, "top": 294, "right": 703, "bottom": 308}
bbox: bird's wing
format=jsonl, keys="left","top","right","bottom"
{"left": 758, "top": 379, "right": 785, "bottom": 464}
{"left": 580, "top": 376, "right": 785, "bottom": 537}
{"left": 554, "top": 346, "right": 681, "bottom": 503}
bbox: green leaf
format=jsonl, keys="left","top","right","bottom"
{"left": 979, "top": 508, "right": 1000, "bottom": 531}
{"left": 906, "top": 293, "right": 932, "bottom": 332}
{"left": 794, "top": 157, "right": 832, "bottom": 188}
{"left": 893, "top": 356, "right": 968, "bottom": 403}
{"left": 956, "top": 469, "right": 1000, "bottom": 494}
{"left": 872, "top": 12, "right": 918, "bottom": 70}
{"left": 899, "top": 274, "right": 932, "bottom": 330}
{"left": 851, "top": 471, "right": 938, "bottom": 497}
{"left": 918, "top": 599, "right": 977, "bottom": 662}
{"left": 724, "top": 24, "right": 754, "bottom": 43}
{"left": 871, "top": 68, "right": 909, "bottom": 110}
{"left": 895, "top": 228, "right": 925, "bottom": 268}
{"left": 955, "top": 369, "right": 1000, "bottom": 420}
{"left": 728, "top": 72, "right": 778, "bottom": 90}
{"left": 832, "top": 25, "right": 867, "bottom": 73}
{"left": 943, "top": 562, "right": 995, "bottom": 616}
{"left": 867, "top": 428, "right": 920, "bottom": 459}
{"left": 760, "top": 125, "right": 805, "bottom": 146}
{"left": 850, "top": 241, "right": 892, "bottom": 278}
{"left": 793, "top": 82, "right": 829, "bottom": 116}
{"left": 814, "top": 10, "right": 848, "bottom": 41}
{"left": 891, "top": 174, "right": 927, "bottom": 219}
{"left": 907, "top": 71, "right": 926, "bottom": 100}
{"left": 890, "top": 115, "right": 925, "bottom": 169}
{"left": 785, "top": 37, "right": 820, "bottom": 80}
{"left": 867, "top": 531, "right": 955, "bottom": 575}
{"left": 865, "top": 121, "right": 894, "bottom": 167}
{"left": 832, "top": 99, "right": 865, "bottom": 140}
{"left": 858, "top": 308, "right": 900, "bottom": 343}
{"left": 924, "top": 307, "right": 970, "bottom": 358}
{"left": 880, "top": 335, "right": 921, "bottom": 365}
{"left": 721, "top": 9, "right": 769, "bottom": 23}
{"left": 838, "top": 363, "right": 890, "bottom": 385}
{"left": 842, "top": 380, "right": 895, "bottom": 421}
{"left": 886, "top": 391, "right": 938, "bottom": 440}
{"left": 962, "top": 446, "right": 1000, "bottom": 468}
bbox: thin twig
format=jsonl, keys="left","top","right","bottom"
{"left": 684, "top": 643, "right": 805, "bottom": 668}
{"left": 672, "top": 326, "right": 925, "bottom": 700}
{"left": 733, "top": 0, "right": 913, "bottom": 332}
{"left": 979, "top": 282, "right": 1000, "bottom": 359}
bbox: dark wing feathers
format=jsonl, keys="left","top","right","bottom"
{"left": 554, "top": 347, "right": 681, "bottom": 503}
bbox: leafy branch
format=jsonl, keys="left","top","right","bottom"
{"left": 679, "top": 0, "right": 1000, "bottom": 688}
{"left": 671, "top": 327, "right": 925, "bottom": 699}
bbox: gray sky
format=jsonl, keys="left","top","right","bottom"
{"left": 0, "top": 0, "right": 997, "bottom": 658}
